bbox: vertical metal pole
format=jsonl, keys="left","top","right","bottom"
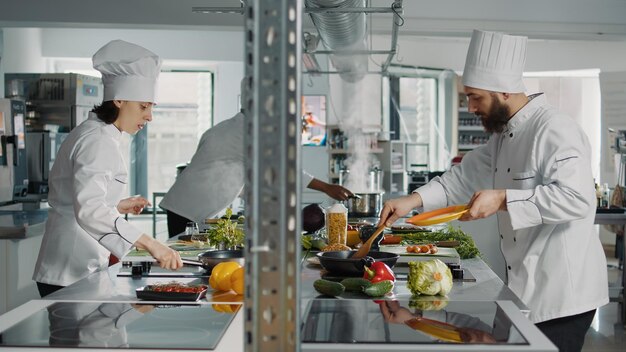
{"left": 244, "top": 1, "right": 301, "bottom": 351}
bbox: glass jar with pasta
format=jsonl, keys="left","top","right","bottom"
{"left": 325, "top": 203, "right": 348, "bottom": 246}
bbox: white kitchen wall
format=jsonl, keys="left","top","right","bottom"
{"left": 0, "top": 27, "right": 244, "bottom": 124}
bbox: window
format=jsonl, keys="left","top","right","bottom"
{"left": 384, "top": 66, "right": 457, "bottom": 172}
{"left": 134, "top": 71, "right": 214, "bottom": 198}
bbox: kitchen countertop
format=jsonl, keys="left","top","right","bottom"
{"left": 301, "top": 254, "right": 529, "bottom": 312}
{"left": 0, "top": 246, "right": 549, "bottom": 351}
{"left": 0, "top": 208, "right": 48, "bottom": 239}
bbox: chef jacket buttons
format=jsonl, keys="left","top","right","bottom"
{"left": 495, "top": 167, "right": 498, "bottom": 172}
{"left": 509, "top": 133, "right": 513, "bottom": 137}
{"left": 507, "top": 265, "right": 512, "bottom": 270}
{"left": 500, "top": 234, "right": 503, "bottom": 239}
{"left": 507, "top": 168, "right": 510, "bottom": 172}
{"left": 513, "top": 237, "right": 516, "bottom": 242}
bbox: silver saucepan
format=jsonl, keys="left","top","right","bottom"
{"left": 345, "top": 192, "right": 384, "bottom": 218}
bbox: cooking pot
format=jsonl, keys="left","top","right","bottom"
{"left": 345, "top": 192, "right": 384, "bottom": 218}
{"left": 182, "top": 249, "right": 244, "bottom": 273}
{"left": 316, "top": 250, "right": 399, "bottom": 276}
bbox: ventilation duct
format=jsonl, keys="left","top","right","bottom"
{"left": 305, "top": 0, "right": 369, "bottom": 82}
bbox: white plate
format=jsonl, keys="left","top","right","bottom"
{"left": 306, "top": 257, "right": 321, "bottom": 266}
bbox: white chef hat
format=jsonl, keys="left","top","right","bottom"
{"left": 92, "top": 40, "right": 162, "bottom": 103}
{"left": 462, "top": 30, "right": 527, "bottom": 93}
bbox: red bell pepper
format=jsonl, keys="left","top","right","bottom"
{"left": 363, "top": 261, "right": 395, "bottom": 284}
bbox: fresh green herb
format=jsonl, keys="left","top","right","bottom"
{"left": 401, "top": 225, "right": 481, "bottom": 259}
{"left": 207, "top": 208, "right": 245, "bottom": 249}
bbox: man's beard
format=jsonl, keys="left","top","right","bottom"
{"left": 480, "top": 99, "right": 510, "bottom": 134}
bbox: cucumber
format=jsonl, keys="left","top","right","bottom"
{"left": 313, "top": 279, "right": 345, "bottom": 297}
{"left": 340, "top": 278, "right": 372, "bottom": 292}
{"left": 363, "top": 280, "right": 394, "bottom": 297}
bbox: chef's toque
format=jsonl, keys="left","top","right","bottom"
{"left": 462, "top": 30, "right": 527, "bottom": 93}
{"left": 92, "top": 40, "right": 162, "bottom": 103}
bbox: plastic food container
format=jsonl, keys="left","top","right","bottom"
{"left": 326, "top": 203, "right": 348, "bottom": 246}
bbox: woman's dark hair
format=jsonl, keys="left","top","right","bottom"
{"left": 91, "top": 101, "right": 119, "bottom": 124}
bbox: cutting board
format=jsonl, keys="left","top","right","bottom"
{"left": 379, "top": 245, "right": 460, "bottom": 265}
{"left": 124, "top": 248, "right": 207, "bottom": 262}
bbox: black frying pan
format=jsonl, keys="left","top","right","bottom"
{"left": 182, "top": 249, "right": 244, "bottom": 273}
{"left": 316, "top": 250, "right": 399, "bottom": 276}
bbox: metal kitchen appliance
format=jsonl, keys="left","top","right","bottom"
{"left": 4, "top": 73, "right": 102, "bottom": 131}
{"left": 0, "top": 99, "right": 28, "bottom": 206}
{"left": 4, "top": 73, "right": 101, "bottom": 199}
{"left": 340, "top": 166, "right": 385, "bottom": 218}
{"left": 24, "top": 130, "right": 67, "bottom": 195}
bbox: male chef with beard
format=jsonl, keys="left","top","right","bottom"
{"left": 378, "top": 29, "right": 608, "bottom": 352}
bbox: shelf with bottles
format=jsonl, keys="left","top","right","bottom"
{"left": 458, "top": 104, "right": 488, "bottom": 151}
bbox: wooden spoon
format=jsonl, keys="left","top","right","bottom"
{"left": 352, "top": 225, "right": 386, "bottom": 259}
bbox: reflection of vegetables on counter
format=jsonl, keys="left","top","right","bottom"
{"left": 408, "top": 295, "right": 449, "bottom": 311}
{"left": 207, "top": 208, "right": 245, "bottom": 249}
{"left": 402, "top": 225, "right": 481, "bottom": 259}
{"left": 209, "top": 261, "right": 244, "bottom": 293}
{"left": 363, "top": 262, "right": 395, "bottom": 283}
{"left": 211, "top": 291, "right": 243, "bottom": 313}
{"left": 407, "top": 259, "right": 453, "bottom": 296}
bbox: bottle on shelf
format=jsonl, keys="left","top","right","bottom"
{"left": 595, "top": 183, "right": 602, "bottom": 208}
{"left": 602, "top": 183, "right": 611, "bottom": 208}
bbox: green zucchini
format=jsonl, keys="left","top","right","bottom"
{"left": 340, "top": 278, "right": 372, "bottom": 292}
{"left": 363, "top": 280, "right": 394, "bottom": 297}
{"left": 313, "top": 279, "right": 345, "bottom": 297}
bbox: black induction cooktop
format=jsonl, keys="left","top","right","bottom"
{"left": 0, "top": 301, "right": 239, "bottom": 350}
{"left": 301, "top": 299, "right": 529, "bottom": 345}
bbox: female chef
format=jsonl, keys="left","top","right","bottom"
{"left": 33, "top": 40, "right": 182, "bottom": 297}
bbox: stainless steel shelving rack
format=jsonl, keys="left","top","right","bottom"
{"left": 242, "top": 1, "right": 302, "bottom": 351}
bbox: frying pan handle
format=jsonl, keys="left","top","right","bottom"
{"left": 181, "top": 259, "right": 204, "bottom": 266}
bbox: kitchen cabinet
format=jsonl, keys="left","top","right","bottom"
{"left": 0, "top": 210, "right": 47, "bottom": 315}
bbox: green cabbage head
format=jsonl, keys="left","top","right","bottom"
{"left": 407, "top": 259, "right": 453, "bottom": 296}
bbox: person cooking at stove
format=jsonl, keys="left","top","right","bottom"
{"left": 33, "top": 40, "right": 183, "bottom": 298}
{"left": 378, "top": 30, "right": 608, "bottom": 352}
{"left": 159, "top": 79, "right": 355, "bottom": 237}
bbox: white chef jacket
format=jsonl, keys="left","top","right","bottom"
{"left": 33, "top": 113, "right": 143, "bottom": 287}
{"left": 159, "top": 113, "right": 246, "bottom": 224}
{"left": 417, "top": 93, "right": 609, "bottom": 323}
{"left": 159, "top": 112, "right": 318, "bottom": 224}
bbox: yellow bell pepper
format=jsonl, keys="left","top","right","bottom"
{"left": 230, "top": 267, "right": 245, "bottom": 295}
{"left": 209, "top": 261, "right": 242, "bottom": 292}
